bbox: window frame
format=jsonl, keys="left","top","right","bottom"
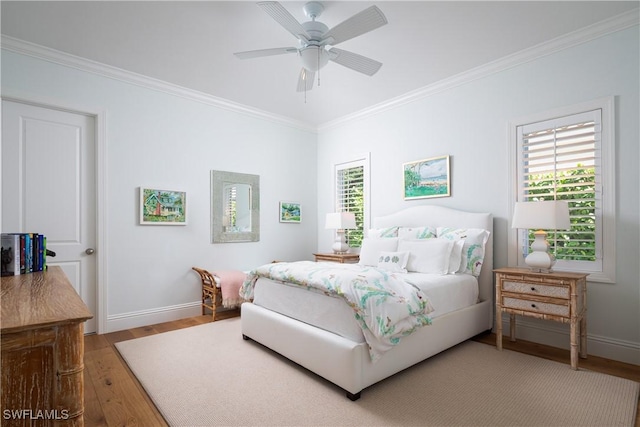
{"left": 507, "top": 97, "right": 615, "bottom": 283}
{"left": 333, "top": 153, "right": 371, "bottom": 249}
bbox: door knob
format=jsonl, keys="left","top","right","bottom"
{"left": 85, "top": 248, "right": 95, "bottom": 255}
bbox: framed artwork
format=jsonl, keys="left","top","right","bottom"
{"left": 279, "top": 201, "right": 301, "bottom": 223}
{"left": 403, "top": 155, "right": 451, "bottom": 200}
{"left": 139, "top": 187, "right": 187, "bottom": 225}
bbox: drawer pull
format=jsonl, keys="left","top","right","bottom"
{"left": 531, "top": 304, "right": 537, "bottom": 309}
{"left": 531, "top": 287, "right": 536, "bottom": 291}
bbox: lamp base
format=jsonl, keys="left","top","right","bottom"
{"left": 332, "top": 230, "right": 349, "bottom": 254}
{"left": 524, "top": 230, "right": 556, "bottom": 273}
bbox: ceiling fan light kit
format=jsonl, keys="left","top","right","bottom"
{"left": 234, "top": 1, "right": 387, "bottom": 93}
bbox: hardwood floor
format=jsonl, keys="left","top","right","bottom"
{"left": 84, "top": 311, "right": 639, "bottom": 426}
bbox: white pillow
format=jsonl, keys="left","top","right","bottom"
{"left": 367, "top": 227, "right": 399, "bottom": 238}
{"left": 358, "top": 238, "right": 399, "bottom": 266}
{"left": 398, "top": 226, "right": 437, "bottom": 240}
{"left": 377, "top": 251, "right": 409, "bottom": 273}
{"left": 437, "top": 227, "right": 490, "bottom": 276}
{"left": 397, "top": 239, "right": 455, "bottom": 274}
{"left": 447, "top": 239, "right": 465, "bottom": 274}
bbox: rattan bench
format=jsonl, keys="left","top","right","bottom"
{"left": 191, "top": 267, "right": 223, "bottom": 320}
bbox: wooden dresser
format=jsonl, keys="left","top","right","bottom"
{"left": 1, "top": 267, "right": 93, "bottom": 426}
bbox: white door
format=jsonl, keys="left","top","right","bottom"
{"left": 1, "top": 100, "right": 97, "bottom": 333}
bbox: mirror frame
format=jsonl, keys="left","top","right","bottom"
{"left": 211, "top": 170, "right": 260, "bottom": 243}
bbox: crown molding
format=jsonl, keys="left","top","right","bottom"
{"left": 318, "top": 9, "right": 639, "bottom": 132}
{"left": 2, "top": 8, "right": 637, "bottom": 134}
{"left": 0, "top": 35, "right": 316, "bottom": 134}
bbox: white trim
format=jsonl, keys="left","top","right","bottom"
{"left": 333, "top": 152, "right": 371, "bottom": 244}
{"left": 0, "top": 35, "right": 316, "bottom": 134}
{"left": 319, "top": 9, "right": 639, "bottom": 132}
{"left": 507, "top": 97, "right": 616, "bottom": 283}
{"left": 106, "top": 301, "right": 202, "bottom": 333}
{"left": 499, "top": 317, "right": 639, "bottom": 366}
{"left": 2, "top": 10, "right": 636, "bottom": 133}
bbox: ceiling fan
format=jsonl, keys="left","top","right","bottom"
{"left": 234, "top": 1, "right": 388, "bottom": 92}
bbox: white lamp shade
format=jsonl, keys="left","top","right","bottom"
{"left": 512, "top": 201, "right": 571, "bottom": 230}
{"left": 325, "top": 212, "right": 357, "bottom": 230}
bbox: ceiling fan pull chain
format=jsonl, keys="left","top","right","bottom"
{"left": 317, "top": 47, "right": 321, "bottom": 87}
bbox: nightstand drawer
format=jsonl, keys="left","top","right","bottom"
{"left": 502, "top": 280, "right": 569, "bottom": 299}
{"left": 503, "top": 296, "right": 570, "bottom": 317}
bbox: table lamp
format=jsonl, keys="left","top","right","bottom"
{"left": 325, "top": 212, "right": 356, "bottom": 254}
{"left": 512, "top": 200, "right": 571, "bottom": 273}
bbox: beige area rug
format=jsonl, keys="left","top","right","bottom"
{"left": 116, "top": 317, "right": 638, "bottom": 426}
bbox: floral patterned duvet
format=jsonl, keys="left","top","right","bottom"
{"left": 240, "top": 261, "right": 434, "bottom": 362}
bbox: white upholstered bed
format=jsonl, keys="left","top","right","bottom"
{"left": 241, "top": 205, "right": 493, "bottom": 400}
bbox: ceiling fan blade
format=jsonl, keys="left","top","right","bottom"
{"left": 296, "top": 68, "right": 315, "bottom": 92}
{"left": 234, "top": 47, "right": 298, "bottom": 59}
{"left": 257, "top": 2, "right": 310, "bottom": 41}
{"left": 328, "top": 48, "right": 382, "bottom": 76}
{"left": 321, "top": 6, "right": 387, "bottom": 46}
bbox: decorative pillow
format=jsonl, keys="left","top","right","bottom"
{"left": 437, "top": 227, "right": 490, "bottom": 276}
{"left": 377, "top": 251, "right": 409, "bottom": 273}
{"left": 367, "top": 227, "right": 399, "bottom": 238}
{"left": 397, "top": 226, "right": 437, "bottom": 240}
{"left": 358, "top": 238, "right": 399, "bottom": 266}
{"left": 397, "top": 239, "right": 455, "bottom": 274}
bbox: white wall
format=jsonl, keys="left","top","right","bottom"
{"left": 317, "top": 27, "right": 639, "bottom": 364}
{"left": 1, "top": 50, "right": 318, "bottom": 331}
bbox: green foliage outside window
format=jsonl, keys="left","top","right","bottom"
{"left": 340, "top": 167, "right": 365, "bottom": 248}
{"left": 525, "top": 166, "right": 596, "bottom": 261}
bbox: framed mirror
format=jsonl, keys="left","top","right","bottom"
{"left": 211, "top": 170, "right": 260, "bottom": 243}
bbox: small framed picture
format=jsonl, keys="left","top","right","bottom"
{"left": 139, "top": 187, "right": 187, "bottom": 225}
{"left": 403, "top": 155, "right": 451, "bottom": 200}
{"left": 279, "top": 201, "right": 301, "bottom": 223}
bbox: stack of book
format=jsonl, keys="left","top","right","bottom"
{"left": 1, "top": 233, "right": 47, "bottom": 276}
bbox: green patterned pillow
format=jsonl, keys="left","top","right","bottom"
{"left": 367, "top": 227, "right": 399, "bottom": 238}
{"left": 398, "top": 226, "right": 437, "bottom": 240}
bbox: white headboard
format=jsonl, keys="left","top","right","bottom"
{"left": 373, "top": 205, "right": 494, "bottom": 306}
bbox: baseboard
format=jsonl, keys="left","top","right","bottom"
{"left": 499, "top": 317, "right": 640, "bottom": 366}
{"left": 106, "top": 301, "right": 203, "bottom": 333}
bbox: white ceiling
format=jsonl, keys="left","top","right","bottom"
{"left": 2, "top": 1, "right": 638, "bottom": 127}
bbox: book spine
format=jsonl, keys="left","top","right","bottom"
{"left": 43, "top": 236, "right": 47, "bottom": 271}
{"left": 1, "top": 233, "right": 21, "bottom": 276}
{"left": 24, "top": 233, "right": 32, "bottom": 273}
{"left": 37, "top": 234, "right": 44, "bottom": 271}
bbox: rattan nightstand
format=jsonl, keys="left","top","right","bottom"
{"left": 313, "top": 253, "right": 360, "bottom": 263}
{"left": 494, "top": 267, "right": 588, "bottom": 370}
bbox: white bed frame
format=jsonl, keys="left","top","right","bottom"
{"left": 241, "top": 205, "right": 493, "bottom": 400}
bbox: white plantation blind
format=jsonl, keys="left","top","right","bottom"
{"left": 335, "top": 158, "right": 368, "bottom": 248}
{"left": 517, "top": 109, "right": 602, "bottom": 270}
{"left": 224, "top": 186, "right": 237, "bottom": 227}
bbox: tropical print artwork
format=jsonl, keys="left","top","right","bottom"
{"left": 241, "top": 261, "right": 434, "bottom": 361}
{"left": 403, "top": 155, "right": 451, "bottom": 200}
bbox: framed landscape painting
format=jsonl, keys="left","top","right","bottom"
{"left": 279, "top": 202, "right": 301, "bottom": 223}
{"left": 403, "top": 155, "right": 451, "bottom": 200}
{"left": 140, "top": 188, "right": 187, "bottom": 225}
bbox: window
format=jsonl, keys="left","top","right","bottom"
{"left": 508, "top": 98, "right": 615, "bottom": 283}
{"left": 334, "top": 155, "right": 370, "bottom": 248}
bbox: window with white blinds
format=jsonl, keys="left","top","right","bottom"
{"left": 511, "top": 98, "right": 615, "bottom": 283}
{"left": 335, "top": 156, "right": 369, "bottom": 248}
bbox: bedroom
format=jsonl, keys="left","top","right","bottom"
{"left": 1, "top": 0, "right": 638, "bottom": 408}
